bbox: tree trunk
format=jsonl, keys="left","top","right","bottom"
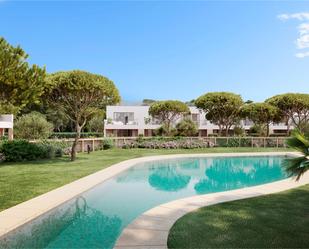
{"left": 71, "top": 124, "right": 81, "bottom": 161}
{"left": 224, "top": 127, "right": 229, "bottom": 136}
{"left": 286, "top": 118, "right": 290, "bottom": 136}
{"left": 266, "top": 123, "right": 270, "bottom": 137}
{"left": 165, "top": 120, "right": 171, "bottom": 136}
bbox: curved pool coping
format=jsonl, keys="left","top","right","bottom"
{"left": 114, "top": 159, "right": 309, "bottom": 249}
{"left": 0, "top": 152, "right": 300, "bottom": 240}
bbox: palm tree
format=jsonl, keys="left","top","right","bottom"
{"left": 284, "top": 130, "right": 309, "bottom": 180}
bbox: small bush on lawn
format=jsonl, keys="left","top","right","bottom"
{"left": 0, "top": 140, "right": 68, "bottom": 162}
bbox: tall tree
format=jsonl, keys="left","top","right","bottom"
{"left": 195, "top": 92, "right": 243, "bottom": 136}
{"left": 47, "top": 70, "right": 120, "bottom": 161}
{"left": 241, "top": 102, "right": 281, "bottom": 136}
{"left": 149, "top": 100, "right": 189, "bottom": 135}
{"left": 266, "top": 93, "right": 309, "bottom": 132}
{"left": 0, "top": 37, "right": 46, "bottom": 114}
{"left": 45, "top": 108, "right": 70, "bottom": 132}
{"left": 142, "top": 99, "right": 156, "bottom": 106}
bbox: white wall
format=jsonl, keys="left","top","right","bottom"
{"left": 0, "top": 114, "right": 13, "bottom": 129}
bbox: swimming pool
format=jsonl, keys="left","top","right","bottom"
{"left": 0, "top": 155, "right": 288, "bottom": 249}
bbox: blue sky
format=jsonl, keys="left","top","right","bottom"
{"left": 1, "top": 0, "right": 309, "bottom": 102}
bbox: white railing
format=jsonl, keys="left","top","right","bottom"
{"left": 0, "top": 114, "right": 13, "bottom": 128}
{"left": 105, "top": 119, "right": 139, "bottom": 125}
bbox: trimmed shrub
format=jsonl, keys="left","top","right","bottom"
{"left": 1, "top": 140, "right": 45, "bottom": 162}
{"left": 0, "top": 140, "right": 68, "bottom": 162}
{"left": 15, "top": 112, "right": 54, "bottom": 140}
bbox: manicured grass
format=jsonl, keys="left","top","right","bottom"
{"left": 168, "top": 184, "right": 309, "bottom": 248}
{"left": 0, "top": 147, "right": 291, "bottom": 212}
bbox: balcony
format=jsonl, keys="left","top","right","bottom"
{"left": 0, "top": 114, "right": 13, "bottom": 128}
{"left": 105, "top": 119, "right": 138, "bottom": 126}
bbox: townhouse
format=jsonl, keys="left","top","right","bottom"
{"left": 104, "top": 105, "right": 289, "bottom": 137}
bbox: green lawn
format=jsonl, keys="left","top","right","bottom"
{"left": 0, "top": 147, "right": 291, "bottom": 212}
{"left": 168, "top": 184, "right": 309, "bottom": 248}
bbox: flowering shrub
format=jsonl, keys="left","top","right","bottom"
{"left": 121, "top": 139, "right": 214, "bottom": 149}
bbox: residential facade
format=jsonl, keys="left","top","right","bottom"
{"left": 104, "top": 105, "right": 289, "bottom": 137}
{"left": 0, "top": 114, "right": 14, "bottom": 140}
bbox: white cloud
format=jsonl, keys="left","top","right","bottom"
{"left": 295, "top": 51, "right": 309, "bottom": 58}
{"left": 278, "top": 12, "right": 309, "bottom": 21}
{"left": 296, "top": 23, "right": 309, "bottom": 49}
{"left": 278, "top": 12, "right": 309, "bottom": 58}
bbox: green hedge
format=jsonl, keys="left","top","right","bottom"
{"left": 0, "top": 140, "right": 69, "bottom": 162}
{"left": 50, "top": 132, "right": 104, "bottom": 139}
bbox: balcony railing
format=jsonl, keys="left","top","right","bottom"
{"left": 0, "top": 114, "right": 14, "bottom": 128}
{"left": 106, "top": 119, "right": 138, "bottom": 125}
{"left": 0, "top": 115, "right": 13, "bottom": 122}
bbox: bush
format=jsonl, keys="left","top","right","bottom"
{"left": 175, "top": 119, "right": 198, "bottom": 137}
{"left": 226, "top": 138, "right": 239, "bottom": 147}
{"left": 1, "top": 140, "right": 45, "bottom": 162}
{"left": 38, "top": 140, "right": 71, "bottom": 157}
{"left": 121, "top": 138, "right": 210, "bottom": 150}
{"left": 225, "top": 137, "right": 251, "bottom": 147}
{"left": 153, "top": 124, "right": 176, "bottom": 136}
{"left": 216, "top": 138, "right": 228, "bottom": 147}
{"left": 101, "top": 139, "right": 114, "bottom": 150}
{"left": 15, "top": 112, "right": 54, "bottom": 140}
{"left": 0, "top": 140, "right": 68, "bottom": 162}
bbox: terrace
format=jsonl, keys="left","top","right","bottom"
{"left": 0, "top": 114, "right": 14, "bottom": 140}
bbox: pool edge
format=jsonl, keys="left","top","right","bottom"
{"left": 0, "top": 152, "right": 299, "bottom": 240}
{"left": 114, "top": 156, "right": 309, "bottom": 249}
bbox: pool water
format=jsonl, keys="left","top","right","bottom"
{"left": 1, "top": 156, "right": 288, "bottom": 249}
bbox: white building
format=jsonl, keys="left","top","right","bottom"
{"left": 104, "top": 106, "right": 289, "bottom": 137}
{"left": 0, "top": 114, "right": 14, "bottom": 140}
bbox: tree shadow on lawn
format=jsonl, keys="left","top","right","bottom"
{"left": 0, "top": 155, "right": 93, "bottom": 169}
